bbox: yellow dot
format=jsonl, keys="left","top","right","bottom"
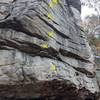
{"left": 47, "top": 13, "right": 53, "bottom": 19}
{"left": 40, "top": 43, "right": 49, "bottom": 48}
{"left": 48, "top": 31, "right": 55, "bottom": 37}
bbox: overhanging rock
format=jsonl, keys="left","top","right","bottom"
{"left": 0, "top": 0, "right": 99, "bottom": 100}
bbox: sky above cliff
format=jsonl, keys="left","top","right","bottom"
{"left": 81, "top": 5, "right": 97, "bottom": 19}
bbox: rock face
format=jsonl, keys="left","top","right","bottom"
{"left": 0, "top": 0, "right": 99, "bottom": 100}
{"left": 96, "top": 57, "right": 100, "bottom": 93}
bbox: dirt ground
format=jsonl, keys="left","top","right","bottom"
{"left": 0, "top": 80, "right": 97, "bottom": 100}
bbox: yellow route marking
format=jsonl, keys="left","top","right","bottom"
{"left": 48, "top": 31, "right": 55, "bottom": 37}
{"left": 50, "top": 64, "right": 56, "bottom": 71}
{"left": 52, "top": 0, "right": 59, "bottom": 4}
{"left": 47, "top": 13, "right": 53, "bottom": 19}
{"left": 48, "top": 1, "right": 54, "bottom": 8}
{"left": 48, "top": 0, "right": 59, "bottom": 8}
{"left": 40, "top": 43, "right": 49, "bottom": 48}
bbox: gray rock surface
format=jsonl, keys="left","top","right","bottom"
{"left": 0, "top": 0, "right": 99, "bottom": 99}
{"left": 96, "top": 57, "right": 100, "bottom": 92}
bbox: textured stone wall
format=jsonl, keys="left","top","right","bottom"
{"left": 96, "top": 58, "right": 100, "bottom": 91}
{"left": 0, "top": 0, "right": 99, "bottom": 99}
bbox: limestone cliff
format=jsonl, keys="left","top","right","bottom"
{"left": 0, "top": 0, "right": 99, "bottom": 100}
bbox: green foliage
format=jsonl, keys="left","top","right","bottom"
{"left": 88, "top": 35, "right": 98, "bottom": 46}
{"left": 97, "top": 53, "right": 100, "bottom": 56}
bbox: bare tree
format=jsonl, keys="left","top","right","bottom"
{"left": 81, "top": 0, "right": 100, "bottom": 20}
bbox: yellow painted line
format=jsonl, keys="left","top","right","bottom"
{"left": 40, "top": 43, "right": 49, "bottom": 48}
{"left": 47, "top": 13, "right": 53, "bottom": 19}
{"left": 48, "top": 31, "right": 55, "bottom": 37}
